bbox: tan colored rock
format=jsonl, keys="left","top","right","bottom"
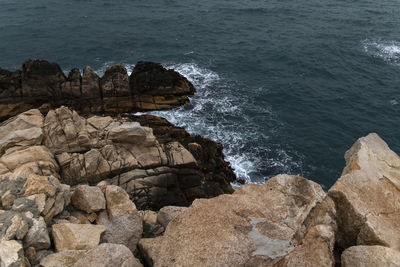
{"left": 0, "top": 146, "right": 58, "bottom": 175}
{"left": 40, "top": 250, "right": 86, "bottom": 267}
{"left": 153, "top": 175, "right": 326, "bottom": 266}
{"left": 341, "top": 245, "right": 400, "bottom": 267}
{"left": 276, "top": 197, "right": 337, "bottom": 267}
{"left": 96, "top": 185, "right": 142, "bottom": 252}
{"left": 2, "top": 213, "right": 29, "bottom": 241}
{"left": 138, "top": 237, "right": 163, "bottom": 267}
{"left": 74, "top": 243, "right": 142, "bottom": 267}
{"left": 0, "top": 240, "right": 24, "bottom": 267}
{"left": 328, "top": 133, "right": 400, "bottom": 250}
{"left": 51, "top": 223, "right": 106, "bottom": 251}
{"left": 156, "top": 205, "right": 187, "bottom": 228}
{"left": 71, "top": 184, "right": 106, "bottom": 213}
{"left": 107, "top": 122, "right": 149, "bottom": 144}
{"left": 24, "top": 174, "right": 56, "bottom": 198}
{"left": 1, "top": 190, "right": 16, "bottom": 210}
{"left": 165, "top": 141, "right": 197, "bottom": 166}
{"left": 104, "top": 185, "right": 137, "bottom": 217}
{"left": 0, "top": 109, "right": 43, "bottom": 156}
{"left": 140, "top": 210, "right": 158, "bottom": 225}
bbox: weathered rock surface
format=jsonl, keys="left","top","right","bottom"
{"left": 341, "top": 245, "right": 400, "bottom": 267}
{"left": 51, "top": 223, "right": 106, "bottom": 251}
{"left": 0, "top": 59, "right": 195, "bottom": 120}
{"left": 0, "top": 106, "right": 234, "bottom": 210}
{"left": 329, "top": 133, "right": 400, "bottom": 250}
{"left": 74, "top": 243, "right": 142, "bottom": 267}
{"left": 142, "top": 175, "right": 334, "bottom": 266}
{"left": 71, "top": 185, "right": 106, "bottom": 213}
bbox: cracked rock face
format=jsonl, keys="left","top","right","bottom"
{"left": 328, "top": 133, "right": 400, "bottom": 250}
{"left": 139, "top": 174, "right": 336, "bottom": 266}
{"left": 0, "top": 59, "right": 195, "bottom": 120}
{"left": 0, "top": 106, "right": 234, "bottom": 210}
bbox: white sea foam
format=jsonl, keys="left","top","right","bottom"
{"left": 362, "top": 39, "right": 400, "bottom": 66}
{"left": 94, "top": 61, "right": 300, "bottom": 186}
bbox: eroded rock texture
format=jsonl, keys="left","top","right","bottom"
{"left": 139, "top": 174, "right": 337, "bottom": 267}
{"left": 0, "top": 59, "right": 195, "bottom": 120}
{"left": 0, "top": 107, "right": 234, "bottom": 210}
{"left": 328, "top": 133, "right": 400, "bottom": 251}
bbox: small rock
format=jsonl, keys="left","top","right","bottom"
{"left": 74, "top": 243, "right": 142, "bottom": 267}
{"left": 23, "top": 216, "right": 51, "bottom": 250}
{"left": 51, "top": 223, "right": 106, "bottom": 251}
{"left": 140, "top": 210, "right": 158, "bottom": 225}
{"left": 96, "top": 185, "right": 142, "bottom": 252}
{"left": 1, "top": 190, "right": 16, "bottom": 210}
{"left": 40, "top": 250, "right": 86, "bottom": 267}
{"left": 156, "top": 206, "right": 187, "bottom": 229}
{"left": 71, "top": 185, "right": 106, "bottom": 213}
{"left": 26, "top": 193, "right": 46, "bottom": 214}
{"left": 0, "top": 240, "right": 24, "bottom": 267}
{"left": 3, "top": 213, "right": 29, "bottom": 241}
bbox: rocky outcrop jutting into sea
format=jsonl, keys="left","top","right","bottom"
{"left": 0, "top": 60, "right": 195, "bottom": 120}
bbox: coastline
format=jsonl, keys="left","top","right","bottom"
{"left": 0, "top": 60, "right": 399, "bottom": 266}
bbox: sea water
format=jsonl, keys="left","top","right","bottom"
{"left": 1, "top": 0, "right": 400, "bottom": 188}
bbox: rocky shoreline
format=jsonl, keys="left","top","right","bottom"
{"left": 0, "top": 60, "right": 399, "bottom": 266}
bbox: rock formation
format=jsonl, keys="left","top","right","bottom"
{"left": 139, "top": 174, "right": 337, "bottom": 266}
{"left": 0, "top": 106, "right": 234, "bottom": 211}
{"left": 1, "top": 58, "right": 400, "bottom": 266}
{"left": 0, "top": 60, "right": 195, "bottom": 120}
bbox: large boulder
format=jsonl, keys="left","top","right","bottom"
{"left": 142, "top": 175, "right": 335, "bottom": 266}
{"left": 329, "top": 133, "right": 400, "bottom": 250}
{"left": 341, "top": 245, "right": 400, "bottom": 267}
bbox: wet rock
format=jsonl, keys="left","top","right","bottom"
{"left": 341, "top": 245, "right": 400, "bottom": 267}
{"left": 0, "top": 59, "right": 196, "bottom": 120}
{"left": 74, "top": 243, "right": 142, "bottom": 267}
{"left": 156, "top": 206, "right": 187, "bottom": 228}
{"left": 51, "top": 223, "right": 106, "bottom": 251}
{"left": 329, "top": 133, "right": 400, "bottom": 250}
{"left": 71, "top": 185, "right": 106, "bottom": 213}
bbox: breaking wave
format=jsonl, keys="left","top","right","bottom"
{"left": 362, "top": 39, "right": 400, "bottom": 66}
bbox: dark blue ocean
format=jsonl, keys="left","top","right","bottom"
{"left": 1, "top": 0, "right": 400, "bottom": 188}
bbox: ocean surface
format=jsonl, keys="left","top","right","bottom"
{"left": 1, "top": 0, "right": 400, "bottom": 188}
